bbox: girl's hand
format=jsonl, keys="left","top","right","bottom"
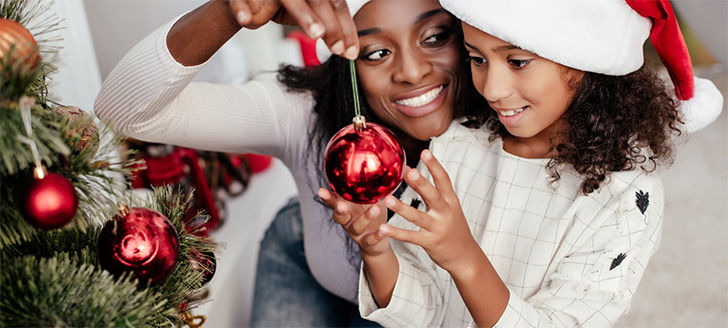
{"left": 318, "top": 188, "right": 391, "bottom": 257}
{"left": 380, "top": 150, "right": 480, "bottom": 275}
{"left": 228, "top": 0, "right": 359, "bottom": 60}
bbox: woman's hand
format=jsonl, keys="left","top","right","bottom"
{"left": 380, "top": 150, "right": 481, "bottom": 276}
{"left": 228, "top": 0, "right": 359, "bottom": 60}
{"left": 318, "top": 188, "right": 391, "bottom": 257}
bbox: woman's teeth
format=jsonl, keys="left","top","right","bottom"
{"left": 395, "top": 86, "right": 444, "bottom": 107}
{"left": 499, "top": 106, "right": 526, "bottom": 117}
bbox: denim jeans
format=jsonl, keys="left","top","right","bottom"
{"left": 251, "top": 198, "right": 381, "bottom": 327}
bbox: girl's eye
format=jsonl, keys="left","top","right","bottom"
{"left": 362, "top": 49, "right": 391, "bottom": 61}
{"left": 508, "top": 59, "right": 532, "bottom": 68}
{"left": 423, "top": 30, "right": 452, "bottom": 46}
{"left": 467, "top": 55, "right": 486, "bottom": 66}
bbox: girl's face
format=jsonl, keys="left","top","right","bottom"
{"left": 461, "top": 22, "right": 582, "bottom": 144}
{"left": 354, "top": 0, "right": 461, "bottom": 141}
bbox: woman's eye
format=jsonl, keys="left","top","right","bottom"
{"left": 508, "top": 59, "right": 531, "bottom": 68}
{"left": 423, "top": 30, "right": 452, "bottom": 46}
{"left": 467, "top": 55, "right": 486, "bottom": 66}
{"left": 362, "top": 49, "right": 391, "bottom": 61}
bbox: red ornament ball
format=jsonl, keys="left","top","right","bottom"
{"left": 22, "top": 172, "right": 78, "bottom": 230}
{"left": 0, "top": 18, "right": 40, "bottom": 72}
{"left": 324, "top": 122, "right": 405, "bottom": 204}
{"left": 98, "top": 207, "right": 180, "bottom": 286}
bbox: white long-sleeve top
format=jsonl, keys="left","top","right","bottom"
{"left": 360, "top": 122, "right": 663, "bottom": 327}
{"left": 94, "top": 18, "right": 363, "bottom": 302}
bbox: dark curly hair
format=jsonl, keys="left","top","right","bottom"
{"left": 482, "top": 64, "right": 683, "bottom": 194}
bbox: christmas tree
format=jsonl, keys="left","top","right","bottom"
{"left": 0, "top": 1, "right": 216, "bottom": 326}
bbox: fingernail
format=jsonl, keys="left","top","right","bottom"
{"left": 236, "top": 11, "right": 249, "bottom": 25}
{"left": 344, "top": 46, "right": 358, "bottom": 60}
{"left": 317, "top": 189, "right": 328, "bottom": 199}
{"left": 379, "top": 224, "right": 390, "bottom": 235}
{"left": 309, "top": 23, "right": 324, "bottom": 38}
{"left": 330, "top": 40, "right": 344, "bottom": 55}
{"left": 384, "top": 196, "right": 395, "bottom": 207}
{"left": 422, "top": 149, "right": 432, "bottom": 160}
{"left": 408, "top": 169, "right": 419, "bottom": 180}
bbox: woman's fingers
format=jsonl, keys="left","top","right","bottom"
{"left": 329, "top": 0, "right": 359, "bottom": 59}
{"left": 228, "top": 0, "right": 252, "bottom": 26}
{"left": 309, "top": 1, "right": 345, "bottom": 57}
{"left": 279, "top": 0, "right": 325, "bottom": 39}
{"left": 384, "top": 195, "right": 433, "bottom": 231}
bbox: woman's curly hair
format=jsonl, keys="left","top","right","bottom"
{"left": 482, "top": 64, "right": 683, "bottom": 194}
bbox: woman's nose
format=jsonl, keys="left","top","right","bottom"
{"left": 392, "top": 48, "right": 432, "bottom": 84}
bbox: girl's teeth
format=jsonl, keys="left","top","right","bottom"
{"left": 499, "top": 107, "right": 526, "bottom": 117}
{"left": 395, "top": 86, "right": 444, "bottom": 107}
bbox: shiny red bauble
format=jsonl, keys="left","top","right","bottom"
{"left": 22, "top": 172, "right": 78, "bottom": 230}
{"left": 0, "top": 18, "right": 40, "bottom": 72}
{"left": 98, "top": 207, "right": 180, "bottom": 286}
{"left": 324, "top": 122, "right": 405, "bottom": 204}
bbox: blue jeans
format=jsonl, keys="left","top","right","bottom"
{"left": 251, "top": 198, "right": 381, "bottom": 327}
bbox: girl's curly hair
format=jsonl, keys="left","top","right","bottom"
{"left": 482, "top": 65, "right": 683, "bottom": 194}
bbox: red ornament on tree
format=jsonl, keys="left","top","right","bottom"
{"left": 22, "top": 168, "right": 78, "bottom": 230}
{"left": 324, "top": 116, "right": 405, "bottom": 204}
{"left": 98, "top": 207, "right": 180, "bottom": 285}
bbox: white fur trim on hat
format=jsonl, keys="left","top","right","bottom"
{"left": 440, "top": 0, "right": 651, "bottom": 75}
{"left": 316, "top": 0, "right": 372, "bottom": 63}
{"left": 680, "top": 77, "right": 724, "bottom": 133}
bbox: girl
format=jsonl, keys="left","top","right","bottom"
{"left": 94, "top": 0, "right": 484, "bottom": 326}
{"left": 320, "top": 0, "right": 723, "bottom": 326}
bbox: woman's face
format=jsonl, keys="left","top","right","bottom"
{"left": 354, "top": 0, "right": 461, "bottom": 141}
{"left": 462, "top": 22, "right": 582, "bottom": 143}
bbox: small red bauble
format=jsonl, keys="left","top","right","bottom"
{"left": 324, "top": 121, "right": 405, "bottom": 204}
{"left": 0, "top": 18, "right": 40, "bottom": 72}
{"left": 98, "top": 207, "right": 180, "bottom": 286}
{"left": 22, "top": 172, "right": 78, "bottom": 230}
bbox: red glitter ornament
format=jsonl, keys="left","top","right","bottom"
{"left": 324, "top": 118, "right": 405, "bottom": 204}
{"left": 22, "top": 170, "right": 78, "bottom": 230}
{"left": 98, "top": 207, "right": 180, "bottom": 286}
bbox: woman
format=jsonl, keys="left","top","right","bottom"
{"left": 94, "top": 0, "right": 485, "bottom": 326}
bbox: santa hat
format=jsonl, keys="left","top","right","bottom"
{"left": 314, "top": 0, "right": 372, "bottom": 64}
{"left": 440, "top": 0, "right": 723, "bottom": 133}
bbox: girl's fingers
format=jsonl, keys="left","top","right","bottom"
{"left": 403, "top": 166, "right": 447, "bottom": 212}
{"left": 279, "top": 0, "right": 325, "bottom": 39}
{"left": 348, "top": 204, "right": 377, "bottom": 235}
{"left": 229, "top": 0, "right": 252, "bottom": 26}
{"left": 384, "top": 195, "right": 433, "bottom": 231}
{"left": 379, "top": 223, "right": 422, "bottom": 246}
{"left": 421, "top": 149, "right": 456, "bottom": 197}
{"left": 318, "top": 188, "right": 353, "bottom": 225}
{"left": 360, "top": 229, "right": 387, "bottom": 248}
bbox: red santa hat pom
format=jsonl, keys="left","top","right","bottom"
{"left": 440, "top": 0, "right": 723, "bottom": 133}
{"left": 626, "top": 0, "right": 722, "bottom": 133}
